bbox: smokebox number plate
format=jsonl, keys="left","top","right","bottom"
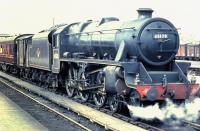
{"left": 153, "top": 33, "right": 168, "bottom": 39}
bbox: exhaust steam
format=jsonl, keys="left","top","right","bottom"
{"left": 128, "top": 98, "right": 200, "bottom": 122}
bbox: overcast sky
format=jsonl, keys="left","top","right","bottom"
{"left": 0, "top": 0, "right": 199, "bottom": 43}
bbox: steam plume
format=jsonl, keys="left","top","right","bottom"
{"left": 128, "top": 98, "right": 200, "bottom": 121}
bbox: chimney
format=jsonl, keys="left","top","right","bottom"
{"left": 137, "top": 8, "right": 154, "bottom": 19}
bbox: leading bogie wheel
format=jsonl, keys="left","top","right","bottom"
{"left": 93, "top": 92, "right": 106, "bottom": 108}
{"left": 79, "top": 91, "right": 89, "bottom": 102}
{"left": 109, "top": 95, "right": 121, "bottom": 113}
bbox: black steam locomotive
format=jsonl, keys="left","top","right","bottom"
{"left": 0, "top": 8, "right": 199, "bottom": 112}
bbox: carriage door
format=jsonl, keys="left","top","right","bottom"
{"left": 52, "top": 34, "right": 60, "bottom": 73}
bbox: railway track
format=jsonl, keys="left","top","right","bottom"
{"left": 182, "top": 120, "right": 200, "bottom": 131}
{"left": 0, "top": 71, "right": 200, "bottom": 131}
{"left": 0, "top": 77, "right": 102, "bottom": 131}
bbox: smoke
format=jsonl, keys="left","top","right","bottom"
{"left": 128, "top": 98, "right": 200, "bottom": 122}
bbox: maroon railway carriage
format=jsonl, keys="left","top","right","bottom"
{"left": 0, "top": 36, "right": 16, "bottom": 65}
{"left": 0, "top": 34, "right": 33, "bottom": 71}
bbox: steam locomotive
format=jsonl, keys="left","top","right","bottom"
{"left": 0, "top": 8, "right": 199, "bottom": 112}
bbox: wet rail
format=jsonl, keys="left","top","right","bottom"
{"left": 182, "top": 120, "right": 200, "bottom": 131}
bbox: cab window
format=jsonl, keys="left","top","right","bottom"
{"left": 53, "top": 34, "right": 59, "bottom": 48}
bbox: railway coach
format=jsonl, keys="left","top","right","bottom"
{"left": 0, "top": 34, "right": 33, "bottom": 72}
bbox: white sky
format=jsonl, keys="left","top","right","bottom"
{"left": 0, "top": 0, "right": 199, "bottom": 43}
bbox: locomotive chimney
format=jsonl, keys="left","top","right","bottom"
{"left": 137, "top": 8, "right": 153, "bottom": 19}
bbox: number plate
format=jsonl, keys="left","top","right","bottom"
{"left": 153, "top": 33, "right": 168, "bottom": 39}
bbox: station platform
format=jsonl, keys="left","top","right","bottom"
{"left": 0, "top": 92, "right": 48, "bottom": 131}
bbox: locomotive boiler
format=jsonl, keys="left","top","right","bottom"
{"left": 64, "top": 8, "right": 178, "bottom": 66}
{"left": 0, "top": 8, "right": 199, "bottom": 113}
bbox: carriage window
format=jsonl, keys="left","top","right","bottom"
{"left": 0, "top": 45, "right": 2, "bottom": 53}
